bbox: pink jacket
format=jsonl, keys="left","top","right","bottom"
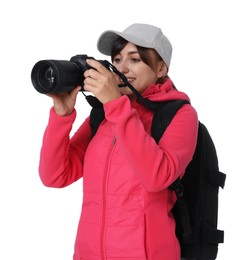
{"left": 39, "top": 80, "right": 198, "bottom": 260}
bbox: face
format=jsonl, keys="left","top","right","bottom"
{"left": 112, "top": 42, "right": 166, "bottom": 100}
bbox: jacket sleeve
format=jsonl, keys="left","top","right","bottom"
{"left": 104, "top": 95, "right": 199, "bottom": 192}
{"left": 39, "top": 108, "right": 92, "bottom": 188}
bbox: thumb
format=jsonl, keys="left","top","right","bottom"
{"left": 70, "top": 86, "right": 82, "bottom": 99}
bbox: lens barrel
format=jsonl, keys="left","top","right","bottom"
{"left": 31, "top": 60, "right": 84, "bottom": 94}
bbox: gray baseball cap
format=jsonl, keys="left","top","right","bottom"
{"left": 97, "top": 23, "right": 173, "bottom": 68}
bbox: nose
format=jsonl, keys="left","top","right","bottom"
{"left": 116, "top": 61, "right": 129, "bottom": 74}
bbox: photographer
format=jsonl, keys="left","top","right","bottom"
{"left": 38, "top": 23, "right": 198, "bottom": 260}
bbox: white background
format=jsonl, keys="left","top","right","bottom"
{"left": 0, "top": 0, "right": 249, "bottom": 259}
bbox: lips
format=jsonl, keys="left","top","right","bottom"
{"left": 119, "top": 77, "right": 135, "bottom": 84}
{"left": 118, "top": 78, "right": 134, "bottom": 88}
{"left": 118, "top": 83, "right": 127, "bottom": 88}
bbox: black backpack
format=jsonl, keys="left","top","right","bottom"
{"left": 88, "top": 98, "right": 226, "bottom": 260}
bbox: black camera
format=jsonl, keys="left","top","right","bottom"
{"left": 31, "top": 55, "right": 108, "bottom": 94}
{"left": 31, "top": 54, "right": 143, "bottom": 102}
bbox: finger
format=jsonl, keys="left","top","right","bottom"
{"left": 86, "top": 59, "right": 107, "bottom": 73}
{"left": 84, "top": 68, "right": 97, "bottom": 79}
{"left": 83, "top": 77, "right": 96, "bottom": 92}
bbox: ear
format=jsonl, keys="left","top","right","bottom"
{"left": 157, "top": 62, "right": 168, "bottom": 78}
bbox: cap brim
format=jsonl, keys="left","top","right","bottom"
{"left": 97, "top": 29, "right": 153, "bottom": 56}
{"left": 97, "top": 30, "right": 122, "bottom": 56}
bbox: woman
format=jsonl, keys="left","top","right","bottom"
{"left": 39, "top": 23, "right": 198, "bottom": 260}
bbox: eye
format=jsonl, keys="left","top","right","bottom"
{"left": 113, "top": 57, "right": 121, "bottom": 64}
{"left": 131, "top": 58, "right": 141, "bottom": 63}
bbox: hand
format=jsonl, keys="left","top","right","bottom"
{"left": 83, "top": 59, "right": 121, "bottom": 104}
{"left": 47, "top": 86, "right": 82, "bottom": 116}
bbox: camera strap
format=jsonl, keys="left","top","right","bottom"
{"left": 102, "top": 61, "right": 144, "bottom": 100}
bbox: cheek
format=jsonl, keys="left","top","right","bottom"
{"left": 138, "top": 73, "right": 157, "bottom": 91}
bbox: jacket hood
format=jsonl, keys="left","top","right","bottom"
{"left": 141, "top": 79, "right": 190, "bottom": 103}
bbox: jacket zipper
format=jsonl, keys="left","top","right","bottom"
{"left": 100, "top": 136, "right": 116, "bottom": 260}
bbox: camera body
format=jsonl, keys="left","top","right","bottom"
{"left": 31, "top": 55, "right": 104, "bottom": 94}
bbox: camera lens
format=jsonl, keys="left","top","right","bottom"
{"left": 31, "top": 61, "right": 58, "bottom": 94}
{"left": 38, "top": 64, "right": 56, "bottom": 92}
{"left": 44, "top": 67, "right": 55, "bottom": 87}
{"left": 31, "top": 60, "right": 84, "bottom": 94}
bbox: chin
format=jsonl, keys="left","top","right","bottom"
{"left": 120, "top": 88, "right": 133, "bottom": 96}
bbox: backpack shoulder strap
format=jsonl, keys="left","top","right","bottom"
{"left": 151, "top": 99, "right": 190, "bottom": 143}
{"left": 89, "top": 107, "right": 105, "bottom": 137}
{"left": 150, "top": 99, "right": 193, "bottom": 240}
